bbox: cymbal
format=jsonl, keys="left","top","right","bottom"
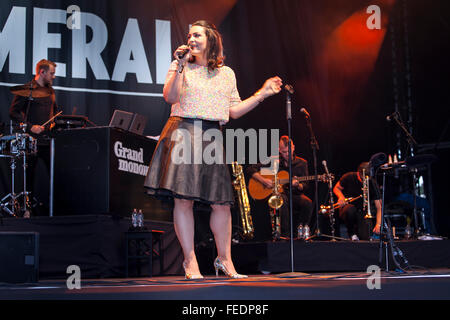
{"left": 10, "top": 84, "right": 52, "bottom": 98}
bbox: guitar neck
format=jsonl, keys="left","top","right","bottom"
{"left": 278, "top": 175, "right": 322, "bottom": 184}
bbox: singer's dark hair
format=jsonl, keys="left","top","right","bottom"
{"left": 190, "top": 20, "right": 224, "bottom": 71}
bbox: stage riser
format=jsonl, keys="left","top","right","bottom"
{"left": 198, "top": 240, "right": 450, "bottom": 274}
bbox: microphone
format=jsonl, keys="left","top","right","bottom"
{"left": 177, "top": 47, "right": 190, "bottom": 59}
{"left": 300, "top": 107, "right": 310, "bottom": 118}
{"left": 322, "top": 160, "right": 330, "bottom": 175}
{"left": 284, "top": 84, "right": 294, "bottom": 94}
{"left": 386, "top": 111, "right": 399, "bottom": 121}
{"left": 286, "top": 90, "right": 292, "bottom": 120}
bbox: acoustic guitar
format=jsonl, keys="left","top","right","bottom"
{"left": 248, "top": 170, "right": 332, "bottom": 200}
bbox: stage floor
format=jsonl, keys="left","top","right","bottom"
{"left": 1, "top": 215, "right": 450, "bottom": 281}
{"left": 1, "top": 268, "right": 450, "bottom": 300}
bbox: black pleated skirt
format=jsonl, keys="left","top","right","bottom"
{"left": 144, "top": 117, "right": 234, "bottom": 206}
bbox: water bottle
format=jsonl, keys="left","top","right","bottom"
{"left": 137, "top": 209, "right": 144, "bottom": 229}
{"left": 297, "top": 224, "right": 303, "bottom": 239}
{"left": 404, "top": 224, "right": 412, "bottom": 240}
{"left": 131, "top": 208, "right": 138, "bottom": 229}
{"left": 304, "top": 225, "right": 310, "bottom": 239}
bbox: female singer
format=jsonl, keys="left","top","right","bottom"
{"left": 144, "top": 20, "right": 283, "bottom": 279}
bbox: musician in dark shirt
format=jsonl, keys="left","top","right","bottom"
{"left": 9, "top": 59, "right": 58, "bottom": 216}
{"left": 333, "top": 162, "right": 382, "bottom": 240}
{"left": 247, "top": 136, "right": 313, "bottom": 237}
{"left": 10, "top": 59, "right": 58, "bottom": 140}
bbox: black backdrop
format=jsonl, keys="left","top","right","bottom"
{"left": 1, "top": 0, "right": 449, "bottom": 236}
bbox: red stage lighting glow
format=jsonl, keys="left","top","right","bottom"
{"left": 297, "top": 1, "right": 397, "bottom": 120}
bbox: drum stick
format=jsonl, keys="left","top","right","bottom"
{"left": 41, "top": 111, "right": 63, "bottom": 127}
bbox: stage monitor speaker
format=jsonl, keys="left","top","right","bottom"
{"left": 0, "top": 232, "right": 39, "bottom": 283}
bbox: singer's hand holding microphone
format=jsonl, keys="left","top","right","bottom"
{"left": 174, "top": 45, "right": 191, "bottom": 73}
{"left": 175, "top": 44, "right": 191, "bottom": 60}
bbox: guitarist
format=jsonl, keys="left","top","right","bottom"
{"left": 247, "top": 136, "right": 313, "bottom": 238}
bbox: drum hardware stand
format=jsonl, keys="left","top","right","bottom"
{"left": 0, "top": 154, "right": 20, "bottom": 217}
{"left": 0, "top": 150, "right": 32, "bottom": 218}
{"left": 0, "top": 125, "right": 33, "bottom": 218}
{"left": 1, "top": 82, "right": 34, "bottom": 217}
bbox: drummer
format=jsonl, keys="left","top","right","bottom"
{"left": 9, "top": 59, "right": 58, "bottom": 136}
{"left": 8, "top": 59, "right": 58, "bottom": 216}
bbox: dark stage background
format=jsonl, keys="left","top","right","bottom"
{"left": 1, "top": 1, "right": 449, "bottom": 236}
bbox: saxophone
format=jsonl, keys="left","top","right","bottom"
{"left": 268, "top": 171, "right": 284, "bottom": 210}
{"left": 362, "top": 169, "right": 373, "bottom": 219}
{"left": 231, "top": 161, "right": 254, "bottom": 240}
{"left": 267, "top": 159, "right": 284, "bottom": 210}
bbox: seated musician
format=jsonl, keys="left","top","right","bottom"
{"left": 9, "top": 59, "right": 58, "bottom": 216}
{"left": 246, "top": 136, "right": 313, "bottom": 238}
{"left": 333, "top": 162, "right": 382, "bottom": 241}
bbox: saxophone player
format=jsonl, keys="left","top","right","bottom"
{"left": 333, "top": 162, "right": 382, "bottom": 241}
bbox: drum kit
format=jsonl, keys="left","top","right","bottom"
{"left": 0, "top": 84, "right": 52, "bottom": 218}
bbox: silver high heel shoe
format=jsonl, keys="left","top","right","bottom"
{"left": 183, "top": 261, "right": 204, "bottom": 280}
{"left": 214, "top": 257, "right": 248, "bottom": 279}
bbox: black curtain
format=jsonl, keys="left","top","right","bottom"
{"left": 1, "top": 0, "right": 449, "bottom": 235}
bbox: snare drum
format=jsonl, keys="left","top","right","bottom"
{"left": 0, "top": 133, "right": 37, "bottom": 157}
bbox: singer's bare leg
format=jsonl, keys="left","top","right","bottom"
{"left": 210, "top": 204, "right": 238, "bottom": 275}
{"left": 173, "top": 198, "right": 201, "bottom": 275}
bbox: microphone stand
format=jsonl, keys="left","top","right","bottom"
{"left": 376, "top": 165, "right": 409, "bottom": 272}
{"left": 278, "top": 86, "right": 308, "bottom": 277}
{"left": 391, "top": 113, "right": 418, "bottom": 149}
{"left": 303, "top": 112, "right": 321, "bottom": 240}
{"left": 286, "top": 88, "right": 294, "bottom": 273}
{"left": 390, "top": 114, "right": 422, "bottom": 237}
{"left": 321, "top": 161, "right": 347, "bottom": 241}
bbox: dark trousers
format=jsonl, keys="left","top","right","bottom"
{"left": 27, "top": 144, "right": 50, "bottom": 215}
{"left": 339, "top": 204, "right": 370, "bottom": 240}
{"left": 279, "top": 193, "right": 313, "bottom": 237}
